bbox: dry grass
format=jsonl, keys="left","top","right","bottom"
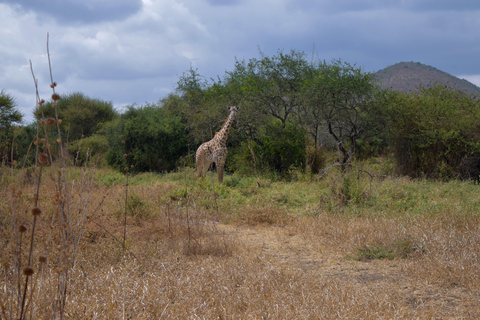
{"left": 2, "top": 163, "right": 480, "bottom": 319}
{"left": 237, "top": 205, "right": 291, "bottom": 226}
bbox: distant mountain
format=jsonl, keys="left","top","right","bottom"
{"left": 373, "top": 62, "right": 480, "bottom": 97}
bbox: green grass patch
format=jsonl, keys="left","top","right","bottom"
{"left": 94, "top": 161, "right": 480, "bottom": 223}
{"left": 352, "top": 239, "right": 424, "bottom": 261}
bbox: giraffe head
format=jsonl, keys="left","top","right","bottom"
{"left": 228, "top": 106, "right": 239, "bottom": 116}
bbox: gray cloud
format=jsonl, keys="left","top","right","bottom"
{"left": 405, "top": 0, "right": 480, "bottom": 12}
{"left": 1, "top": 0, "right": 479, "bottom": 123}
{"left": 204, "top": 0, "right": 245, "bottom": 6}
{"left": 3, "top": 0, "right": 142, "bottom": 23}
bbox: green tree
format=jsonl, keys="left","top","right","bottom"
{"left": 255, "top": 121, "right": 306, "bottom": 176}
{"left": 173, "top": 50, "right": 386, "bottom": 176}
{"left": 302, "top": 60, "right": 384, "bottom": 170}
{"left": 11, "top": 123, "right": 38, "bottom": 167}
{"left": 173, "top": 67, "right": 234, "bottom": 147}
{"left": 0, "top": 90, "right": 23, "bottom": 163}
{"left": 209, "top": 50, "right": 311, "bottom": 175}
{"left": 248, "top": 50, "right": 309, "bottom": 127}
{"left": 176, "top": 66, "right": 208, "bottom": 108}
{"left": 106, "top": 104, "right": 188, "bottom": 172}
{"left": 219, "top": 50, "right": 310, "bottom": 142}
{"left": 386, "top": 85, "right": 480, "bottom": 180}
{"left": 37, "top": 92, "right": 117, "bottom": 141}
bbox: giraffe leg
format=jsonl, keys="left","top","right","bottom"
{"left": 217, "top": 163, "right": 224, "bottom": 183}
{"left": 216, "top": 158, "right": 226, "bottom": 183}
{"left": 202, "top": 159, "right": 211, "bottom": 181}
{"left": 213, "top": 148, "right": 227, "bottom": 184}
{"left": 196, "top": 150, "right": 203, "bottom": 179}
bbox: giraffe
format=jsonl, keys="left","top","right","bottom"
{"left": 196, "top": 106, "right": 239, "bottom": 183}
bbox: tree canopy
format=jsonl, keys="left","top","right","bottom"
{"left": 106, "top": 104, "right": 188, "bottom": 173}
{"left": 37, "top": 92, "right": 117, "bottom": 141}
{"left": 0, "top": 90, "right": 23, "bottom": 163}
{"left": 386, "top": 85, "right": 480, "bottom": 180}
{"left": 169, "top": 50, "right": 386, "bottom": 175}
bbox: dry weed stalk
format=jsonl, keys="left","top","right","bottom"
{"left": 123, "top": 146, "right": 129, "bottom": 256}
{"left": 0, "top": 33, "right": 97, "bottom": 320}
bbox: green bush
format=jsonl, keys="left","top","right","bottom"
{"left": 232, "top": 122, "right": 306, "bottom": 178}
{"left": 106, "top": 104, "right": 188, "bottom": 173}
{"left": 0, "top": 90, "right": 23, "bottom": 164}
{"left": 68, "top": 134, "right": 109, "bottom": 166}
{"left": 258, "top": 123, "right": 306, "bottom": 176}
{"left": 386, "top": 85, "right": 480, "bottom": 180}
{"left": 10, "top": 121, "right": 64, "bottom": 168}
{"left": 354, "top": 244, "right": 395, "bottom": 261}
{"left": 38, "top": 92, "right": 117, "bottom": 141}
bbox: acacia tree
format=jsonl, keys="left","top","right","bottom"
{"left": 37, "top": 92, "right": 117, "bottom": 141}
{"left": 219, "top": 50, "right": 310, "bottom": 141}
{"left": 211, "top": 50, "right": 311, "bottom": 175}
{"left": 301, "top": 60, "right": 385, "bottom": 170}
{"left": 174, "top": 51, "right": 386, "bottom": 176}
{"left": 251, "top": 50, "right": 309, "bottom": 127}
{"left": 174, "top": 66, "right": 231, "bottom": 147}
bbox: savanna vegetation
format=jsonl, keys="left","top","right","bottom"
{"left": 4, "top": 49, "right": 480, "bottom": 181}
{"left": 1, "top": 48, "right": 480, "bottom": 319}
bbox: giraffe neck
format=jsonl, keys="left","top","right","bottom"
{"left": 216, "top": 112, "right": 235, "bottom": 145}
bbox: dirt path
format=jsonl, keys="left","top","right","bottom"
{"left": 219, "top": 223, "right": 331, "bottom": 272}
{"left": 218, "top": 222, "right": 396, "bottom": 275}
{"left": 217, "top": 223, "right": 476, "bottom": 318}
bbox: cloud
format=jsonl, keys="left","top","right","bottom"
{"left": 1, "top": 0, "right": 479, "bottom": 123}
{"left": 53, "top": 0, "right": 216, "bottom": 81}
{"left": 404, "top": 0, "right": 480, "bottom": 12}
{"left": 3, "top": 0, "right": 143, "bottom": 23}
{"left": 203, "top": 0, "right": 245, "bottom": 6}
{"left": 0, "top": 0, "right": 220, "bottom": 120}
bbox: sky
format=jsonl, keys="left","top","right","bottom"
{"left": 1, "top": 0, "right": 480, "bottom": 123}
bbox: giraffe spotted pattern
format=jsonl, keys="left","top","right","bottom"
{"left": 195, "top": 106, "right": 239, "bottom": 183}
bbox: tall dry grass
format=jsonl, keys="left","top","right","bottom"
{"left": 3, "top": 156, "right": 480, "bottom": 318}
{"left": 1, "top": 36, "right": 98, "bottom": 320}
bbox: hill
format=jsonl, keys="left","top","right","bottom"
{"left": 374, "top": 62, "right": 480, "bottom": 96}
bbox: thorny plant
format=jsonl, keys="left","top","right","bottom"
{"left": 0, "top": 34, "right": 97, "bottom": 320}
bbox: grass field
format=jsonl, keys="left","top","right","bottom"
{"left": 1, "top": 158, "right": 480, "bottom": 319}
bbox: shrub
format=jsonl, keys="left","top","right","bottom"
{"left": 68, "top": 134, "right": 109, "bottom": 166}
{"left": 233, "top": 122, "right": 306, "bottom": 178}
{"left": 387, "top": 85, "right": 480, "bottom": 180}
{"left": 0, "top": 90, "right": 23, "bottom": 164}
{"left": 37, "top": 92, "right": 117, "bottom": 141}
{"left": 106, "top": 104, "right": 188, "bottom": 173}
